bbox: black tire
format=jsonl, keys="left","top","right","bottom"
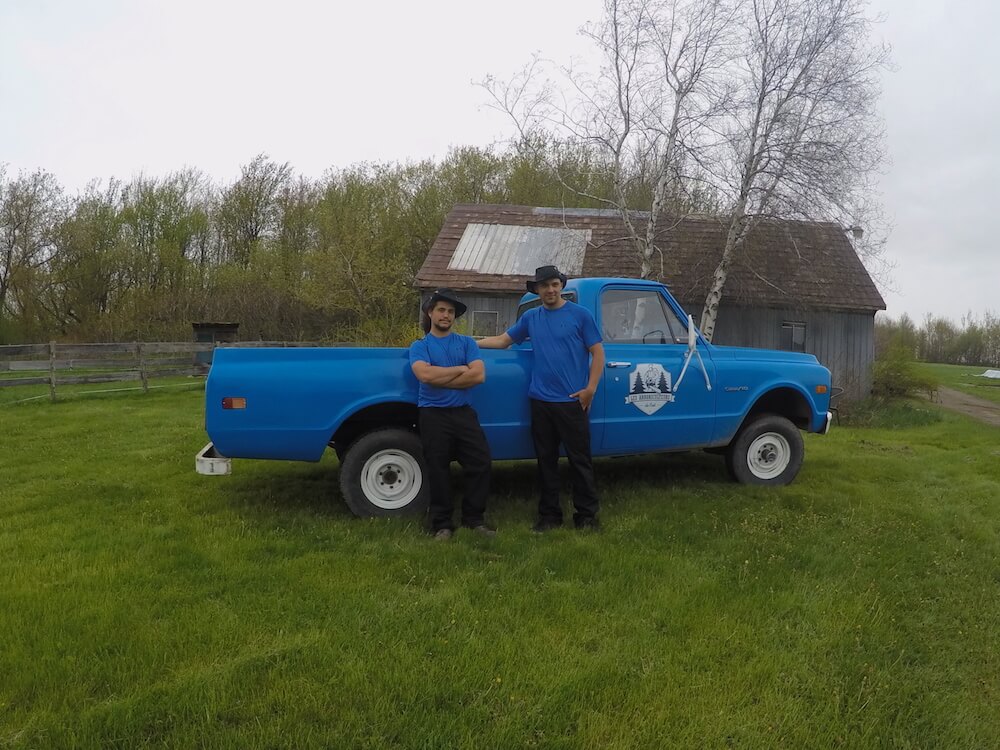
{"left": 725, "top": 415, "right": 804, "bottom": 486}
{"left": 339, "top": 429, "right": 429, "bottom": 517}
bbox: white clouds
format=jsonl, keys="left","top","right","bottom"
{"left": 870, "top": 0, "right": 1000, "bottom": 320}
{"left": 1, "top": 0, "right": 597, "bottom": 187}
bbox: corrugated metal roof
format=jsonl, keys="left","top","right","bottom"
{"left": 448, "top": 223, "right": 590, "bottom": 276}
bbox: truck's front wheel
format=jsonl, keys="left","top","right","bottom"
{"left": 725, "top": 415, "right": 803, "bottom": 486}
{"left": 339, "top": 429, "right": 429, "bottom": 517}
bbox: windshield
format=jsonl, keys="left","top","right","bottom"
{"left": 600, "top": 288, "right": 687, "bottom": 344}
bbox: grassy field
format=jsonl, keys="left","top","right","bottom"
{"left": 2, "top": 389, "right": 999, "bottom": 748}
{"left": 916, "top": 361, "right": 1000, "bottom": 405}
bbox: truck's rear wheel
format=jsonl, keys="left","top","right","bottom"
{"left": 339, "top": 429, "right": 429, "bottom": 517}
{"left": 725, "top": 415, "right": 803, "bottom": 486}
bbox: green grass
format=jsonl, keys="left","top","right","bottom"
{"left": 839, "top": 398, "right": 943, "bottom": 429}
{"left": 2, "top": 390, "right": 1000, "bottom": 748}
{"left": 917, "top": 361, "right": 1000, "bottom": 405}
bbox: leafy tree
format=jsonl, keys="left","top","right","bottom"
{"left": 114, "top": 170, "right": 211, "bottom": 336}
{"left": 46, "top": 180, "right": 128, "bottom": 339}
{"left": 875, "top": 312, "right": 919, "bottom": 359}
{"left": 216, "top": 154, "right": 292, "bottom": 267}
{"left": 0, "top": 168, "right": 65, "bottom": 341}
{"left": 304, "top": 165, "right": 420, "bottom": 344}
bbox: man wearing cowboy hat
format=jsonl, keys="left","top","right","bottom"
{"left": 479, "top": 265, "right": 605, "bottom": 532}
{"left": 409, "top": 288, "right": 495, "bottom": 541}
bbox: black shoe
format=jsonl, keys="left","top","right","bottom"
{"left": 574, "top": 518, "right": 602, "bottom": 532}
{"left": 433, "top": 528, "right": 454, "bottom": 541}
{"left": 466, "top": 524, "right": 497, "bottom": 538}
{"left": 532, "top": 519, "right": 563, "bottom": 533}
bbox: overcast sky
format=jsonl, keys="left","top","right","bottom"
{"left": 2, "top": 0, "right": 997, "bottom": 324}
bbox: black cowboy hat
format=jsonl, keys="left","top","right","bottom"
{"left": 526, "top": 265, "right": 569, "bottom": 293}
{"left": 423, "top": 288, "right": 468, "bottom": 318}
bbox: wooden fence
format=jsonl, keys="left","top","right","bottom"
{"left": 0, "top": 341, "right": 317, "bottom": 401}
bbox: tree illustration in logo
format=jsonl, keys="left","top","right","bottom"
{"left": 630, "top": 373, "right": 645, "bottom": 395}
{"left": 657, "top": 370, "right": 670, "bottom": 393}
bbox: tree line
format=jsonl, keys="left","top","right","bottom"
{"left": 877, "top": 313, "right": 1000, "bottom": 367}
{"left": 4, "top": 0, "right": 895, "bottom": 348}
{"left": 1, "top": 147, "right": 671, "bottom": 346}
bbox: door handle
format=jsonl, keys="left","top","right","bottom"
{"left": 606, "top": 361, "right": 632, "bottom": 368}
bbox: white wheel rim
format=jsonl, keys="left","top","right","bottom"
{"left": 361, "top": 449, "right": 422, "bottom": 510}
{"left": 746, "top": 432, "right": 791, "bottom": 480}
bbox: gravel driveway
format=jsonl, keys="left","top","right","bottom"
{"left": 935, "top": 387, "right": 1000, "bottom": 427}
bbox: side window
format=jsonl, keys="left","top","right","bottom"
{"left": 471, "top": 310, "right": 499, "bottom": 337}
{"left": 780, "top": 321, "right": 806, "bottom": 352}
{"left": 600, "top": 289, "right": 687, "bottom": 344}
{"left": 515, "top": 291, "right": 576, "bottom": 320}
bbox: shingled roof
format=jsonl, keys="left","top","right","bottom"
{"left": 416, "top": 204, "right": 886, "bottom": 313}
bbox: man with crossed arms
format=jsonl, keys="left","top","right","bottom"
{"left": 409, "top": 288, "right": 495, "bottom": 541}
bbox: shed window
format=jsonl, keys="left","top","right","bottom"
{"left": 780, "top": 321, "right": 806, "bottom": 352}
{"left": 471, "top": 310, "right": 499, "bottom": 337}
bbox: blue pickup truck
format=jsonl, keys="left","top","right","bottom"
{"left": 197, "top": 278, "right": 833, "bottom": 516}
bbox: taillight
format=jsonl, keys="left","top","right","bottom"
{"left": 222, "top": 397, "right": 247, "bottom": 409}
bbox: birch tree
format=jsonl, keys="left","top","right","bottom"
{"left": 483, "top": 0, "right": 733, "bottom": 278}
{"left": 486, "top": 0, "right": 888, "bottom": 339}
{"left": 698, "top": 0, "right": 889, "bottom": 340}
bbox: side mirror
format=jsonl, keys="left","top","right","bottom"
{"left": 674, "top": 313, "right": 712, "bottom": 394}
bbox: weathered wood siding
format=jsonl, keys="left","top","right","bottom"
{"left": 707, "top": 304, "right": 876, "bottom": 400}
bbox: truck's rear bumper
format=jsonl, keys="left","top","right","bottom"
{"left": 196, "top": 442, "right": 232, "bottom": 475}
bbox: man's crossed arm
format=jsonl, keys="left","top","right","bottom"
{"left": 411, "top": 359, "right": 485, "bottom": 389}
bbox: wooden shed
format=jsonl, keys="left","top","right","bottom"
{"left": 416, "top": 204, "right": 886, "bottom": 400}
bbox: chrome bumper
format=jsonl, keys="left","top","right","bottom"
{"left": 821, "top": 411, "right": 833, "bottom": 435}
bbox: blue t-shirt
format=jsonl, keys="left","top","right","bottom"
{"left": 408, "top": 333, "right": 483, "bottom": 408}
{"left": 506, "top": 301, "right": 602, "bottom": 403}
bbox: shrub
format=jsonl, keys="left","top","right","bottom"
{"left": 872, "top": 339, "right": 938, "bottom": 399}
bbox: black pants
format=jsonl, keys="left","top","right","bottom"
{"left": 418, "top": 406, "right": 491, "bottom": 532}
{"left": 530, "top": 399, "right": 600, "bottom": 524}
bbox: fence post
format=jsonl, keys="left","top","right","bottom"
{"left": 137, "top": 342, "right": 149, "bottom": 393}
{"left": 49, "top": 341, "right": 57, "bottom": 402}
